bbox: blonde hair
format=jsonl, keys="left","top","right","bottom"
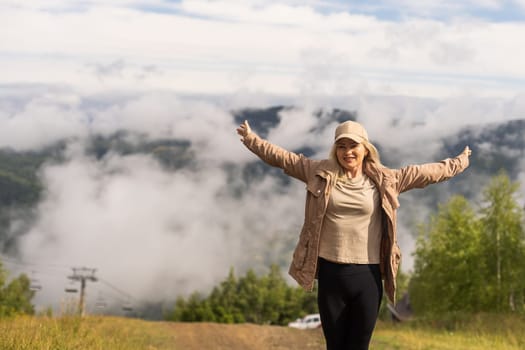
{"left": 329, "top": 140, "right": 382, "bottom": 178}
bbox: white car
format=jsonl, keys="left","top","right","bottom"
{"left": 288, "top": 313, "right": 322, "bottom": 329}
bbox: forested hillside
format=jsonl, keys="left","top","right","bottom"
{"left": 0, "top": 134, "right": 193, "bottom": 251}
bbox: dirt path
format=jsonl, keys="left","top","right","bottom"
{"left": 164, "top": 322, "right": 325, "bottom": 350}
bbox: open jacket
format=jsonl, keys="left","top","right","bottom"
{"left": 242, "top": 132, "right": 470, "bottom": 304}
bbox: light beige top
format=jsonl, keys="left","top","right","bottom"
{"left": 318, "top": 174, "right": 382, "bottom": 264}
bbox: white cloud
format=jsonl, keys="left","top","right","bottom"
{"left": 180, "top": 0, "right": 379, "bottom": 31}
{"left": 2, "top": 1, "right": 525, "bottom": 98}
{"left": 0, "top": 91, "right": 86, "bottom": 150}
{"left": 515, "top": 0, "right": 525, "bottom": 9}
{"left": 20, "top": 149, "right": 241, "bottom": 301}
{"left": 18, "top": 136, "right": 306, "bottom": 309}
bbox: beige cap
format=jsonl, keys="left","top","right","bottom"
{"left": 334, "top": 120, "right": 369, "bottom": 143}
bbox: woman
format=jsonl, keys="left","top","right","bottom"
{"left": 236, "top": 119, "right": 471, "bottom": 350}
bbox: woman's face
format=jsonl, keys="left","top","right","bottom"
{"left": 335, "top": 138, "right": 368, "bottom": 174}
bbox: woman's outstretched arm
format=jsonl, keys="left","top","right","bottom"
{"left": 395, "top": 146, "right": 472, "bottom": 193}
{"left": 236, "top": 120, "right": 316, "bottom": 183}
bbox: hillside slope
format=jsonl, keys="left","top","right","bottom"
{"left": 166, "top": 322, "right": 324, "bottom": 350}
{"left": 3, "top": 315, "right": 523, "bottom": 350}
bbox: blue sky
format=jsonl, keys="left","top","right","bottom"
{"left": 111, "top": 0, "right": 525, "bottom": 21}
{"left": 314, "top": 0, "right": 525, "bottom": 21}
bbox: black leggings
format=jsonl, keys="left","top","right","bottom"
{"left": 317, "top": 258, "right": 383, "bottom": 350}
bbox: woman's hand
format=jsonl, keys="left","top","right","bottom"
{"left": 236, "top": 120, "right": 252, "bottom": 141}
{"left": 462, "top": 146, "right": 472, "bottom": 157}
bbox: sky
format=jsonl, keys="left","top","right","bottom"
{"left": 2, "top": 0, "right": 525, "bottom": 98}
{"left": 1, "top": 0, "right": 525, "bottom": 314}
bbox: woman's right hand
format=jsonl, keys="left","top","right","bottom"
{"left": 236, "top": 120, "right": 252, "bottom": 141}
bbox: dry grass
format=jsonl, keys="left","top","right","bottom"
{"left": 1, "top": 313, "right": 523, "bottom": 350}
{"left": 373, "top": 325, "right": 523, "bottom": 350}
{"left": 0, "top": 315, "right": 178, "bottom": 350}
{"left": 372, "top": 313, "right": 525, "bottom": 350}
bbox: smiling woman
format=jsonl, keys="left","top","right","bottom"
{"left": 237, "top": 118, "right": 471, "bottom": 350}
{"left": 330, "top": 121, "right": 374, "bottom": 179}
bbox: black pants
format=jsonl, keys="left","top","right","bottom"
{"left": 317, "top": 258, "right": 383, "bottom": 350}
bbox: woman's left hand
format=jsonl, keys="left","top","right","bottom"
{"left": 462, "top": 146, "right": 472, "bottom": 157}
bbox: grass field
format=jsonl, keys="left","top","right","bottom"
{"left": 372, "top": 313, "right": 525, "bottom": 350}
{"left": 1, "top": 313, "right": 524, "bottom": 349}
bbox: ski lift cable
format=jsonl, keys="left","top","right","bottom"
{"left": 90, "top": 284, "right": 128, "bottom": 304}
{"left": 97, "top": 280, "right": 138, "bottom": 312}
{"left": 98, "top": 277, "right": 137, "bottom": 302}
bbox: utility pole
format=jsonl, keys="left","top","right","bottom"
{"left": 68, "top": 267, "right": 98, "bottom": 316}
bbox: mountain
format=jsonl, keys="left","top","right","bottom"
{"left": 1, "top": 108, "right": 524, "bottom": 252}
{"left": 445, "top": 119, "right": 525, "bottom": 177}
{"left": 0, "top": 133, "right": 194, "bottom": 250}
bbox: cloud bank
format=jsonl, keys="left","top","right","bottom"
{"left": 0, "top": 87, "right": 522, "bottom": 314}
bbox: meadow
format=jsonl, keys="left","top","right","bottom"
{"left": 371, "top": 313, "right": 525, "bottom": 350}
{"left": 1, "top": 313, "right": 523, "bottom": 350}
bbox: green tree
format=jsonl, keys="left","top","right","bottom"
{"left": 236, "top": 269, "right": 265, "bottom": 323}
{"left": 479, "top": 172, "right": 525, "bottom": 312}
{"left": 0, "top": 260, "right": 36, "bottom": 317}
{"left": 167, "top": 264, "right": 318, "bottom": 325}
{"left": 261, "top": 264, "right": 287, "bottom": 324}
{"left": 209, "top": 267, "right": 245, "bottom": 323}
{"left": 410, "top": 195, "right": 484, "bottom": 315}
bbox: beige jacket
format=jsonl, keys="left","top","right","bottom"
{"left": 242, "top": 132, "right": 470, "bottom": 304}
